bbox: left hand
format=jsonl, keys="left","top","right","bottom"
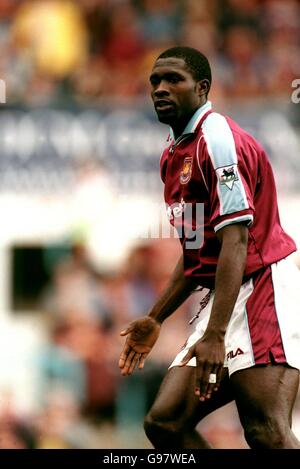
{"left": 179, "top": 331, "right": 225, "bottom": 401}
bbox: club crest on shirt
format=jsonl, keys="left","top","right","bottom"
{"left": 216, "top": 165, "right": 239, "bottom": 190}
{"left": 180, "top": 157, "right": 193, "bottom": 184}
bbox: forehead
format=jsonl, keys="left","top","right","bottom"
{"left": 150, "top": 57, "right": 190, "bottom": 76}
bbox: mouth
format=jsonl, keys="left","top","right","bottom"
{"left": 154, "top": 100, "right": 175, "bottom": 111}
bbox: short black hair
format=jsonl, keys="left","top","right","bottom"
{"left": 157, "top": 46, "right": 212, "bottom": 93}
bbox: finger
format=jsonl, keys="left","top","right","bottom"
{"left": 213, "top": 364, "right": 223, "bottom": 392}
{"left": 199, "top": 363, "right": 211, "bottom": 401}
{"left": 118, "top": 343, "right": 132, "bottom": 369}
{"left": 178, "top": 348, "right": 194, "bottom": 367}
{"left": 128, "top": 353, "right": 140, "bottom": 375}
{"left": 138, "top": 353, "right": 148, "bottom": 370}
{"left": 120, "top": 325, "right": 133, "bottom": 336}
{"left": 195, "top": 361, "right": 205, "bottom": 399}
{"left": 205, "top": 367, "right": 219, "bottom": 399}
{"left": 120, "top": 349, "right": 136, "bottom": 375}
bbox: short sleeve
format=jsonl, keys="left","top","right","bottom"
{"left": 201, "top": 113, "right": 255, "bottom": 232}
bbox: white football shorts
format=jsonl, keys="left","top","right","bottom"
{"left": 170, "top": 255, "right": 300, "bottom": 376}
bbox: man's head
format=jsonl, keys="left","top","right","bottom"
{"left": 150, "top": 47, "right": 211, "bottom": 133}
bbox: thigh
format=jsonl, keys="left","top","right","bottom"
{"left": 231, "top": 364, "right": 300, "bottom": 428}
{"left": 149, "top": 365, "right": 234, "bottom": 428}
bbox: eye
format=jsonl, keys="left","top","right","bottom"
{"left": 167, "top": 74, "right": 182, "bottom": 84}
{"left": 150, "top": 76, "right": 159, "bottom": 86}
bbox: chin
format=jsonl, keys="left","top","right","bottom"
{"left": 156, "top": 111, "right": 176, "bottom": 126}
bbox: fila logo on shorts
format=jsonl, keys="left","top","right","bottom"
{"left": 227, "top": 348, "right": 244, "bottom": 360}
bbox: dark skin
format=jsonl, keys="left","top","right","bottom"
{"left": 119, "top": 57, "right": 300, "bottom": 448}
{"left": 120, "top": 57, "right": 244, "bottom": 399}
{"left": 149, "top": 57, "right": 210, "bottom": 139}
{"left": 119, "top": 223, "right": 248, "bottom": 400}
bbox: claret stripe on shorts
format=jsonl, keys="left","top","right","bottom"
{"left": 245, "top": 266, "right": 286, "bottom": 365}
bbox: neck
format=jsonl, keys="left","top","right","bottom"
{"left": 172, "top": 98, "right": 207, "bottom": 140}
{"left": 172, "top": 119, "right": 190, "bottom": 140}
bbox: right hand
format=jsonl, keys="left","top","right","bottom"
{"left": 118, "top": 316, "right": 161, "bottom": 376}
{"left": 178, "top": 331, "right": 225, "bottom": 401}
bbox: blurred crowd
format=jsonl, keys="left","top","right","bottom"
{"left": 3, "top": 238, "right": 300, "bottom": 449}
{"left": 1, "top": 239, "right": 207, "bottom": 449}
{"left": 0, "top": 0, "right": 299, "bottom": 105}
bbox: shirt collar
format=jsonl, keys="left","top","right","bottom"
{"left": 169, "top": 101, "right": 212, "bottom": 142}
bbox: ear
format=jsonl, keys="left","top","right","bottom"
{"left": 197, "top": 79, "right": 210, "bottom": 97}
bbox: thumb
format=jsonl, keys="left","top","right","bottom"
{"left": 120, "top": 325, "right": 133, "bottom": 336}
{"left": 178, "top": 348, "right": 194, "bottom": 366}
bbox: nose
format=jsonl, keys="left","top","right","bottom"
{"left": 153, "top": 80, "right": 170, "bottom": 97}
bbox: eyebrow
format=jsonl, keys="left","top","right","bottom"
{"left": 149, "top": 71, "right": 185, "bottom": 82}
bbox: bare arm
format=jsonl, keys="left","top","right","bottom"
{"left": 119, "top": 255, "right": 198, "bottom": 375}
{"left": 206, "top": 222, "right": 248, "bottom": 337}
{"left": 180, "top": 223, "right": 248, "bottom": 399}
{"left": 148, "top": 255, "right": 198, "bottom": 323}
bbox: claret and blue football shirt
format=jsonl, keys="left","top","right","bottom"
{"left": 160, "top": 101, "right": 296, "bottom": 288}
